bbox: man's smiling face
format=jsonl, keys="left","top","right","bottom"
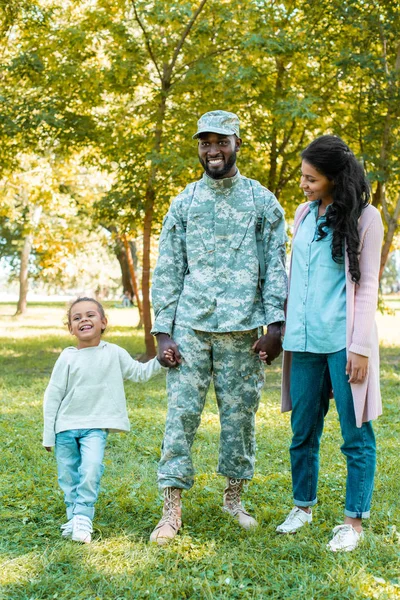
{"left": 198, "top": 132, "right": 241, "bottom": 179}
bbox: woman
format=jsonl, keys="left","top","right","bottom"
{"left": 266, "top": 135, "right": 383, "bottom": 552}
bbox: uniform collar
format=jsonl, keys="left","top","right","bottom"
{"left": 201, "top": 169, "right": 241, "bottom": 190}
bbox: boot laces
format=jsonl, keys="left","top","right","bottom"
{"left": 159, "top": 487, "right": 181, "bottom": 527}
{"left": 225, "top": 478, "right": 246, "bottom": 515}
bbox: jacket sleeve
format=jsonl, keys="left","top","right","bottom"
{"left": 261, "top": 194, "right": 288, "bottom": 326}
{"left": 118, "top": 349, "right": 164, "bottom": 382}
{"left": 43, "top": 353, "right": 69, "bottom": 447}
{"left": 349, "top": 210, "right": 384, "bottom": 357}
{"left": 151, "top": 196, "right": 188, "bottom": 336}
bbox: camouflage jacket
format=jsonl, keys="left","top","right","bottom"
{"left": 151, "top": 170, "right": 287, "bottom": 335}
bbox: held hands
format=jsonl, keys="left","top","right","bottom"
{"left": 346, "top": 351, "right": 369, "bottom": 384}
{"left": 156, "top": 333, "right": 182, "bottom": 368}
{"left": 253, "top": 323, "right": 283, "bottom": 365}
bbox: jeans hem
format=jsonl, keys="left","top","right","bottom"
{"left": 73, "top": 504, "right": 95, "bottom": 519}
{"left": 344, "top": 509, "right": 370, "bottom": 519}
{"left": 293, "top": 497, "right": 318, "bottom": 508}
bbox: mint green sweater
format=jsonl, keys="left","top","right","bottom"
{"left": 43, "top": 341, "right": 163, "bottom": 446}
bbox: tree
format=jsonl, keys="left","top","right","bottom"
{"left": 315, "top": 0, "right": 400, "bottom": 278}
{"left": 92, "top": 0, "right": 248, "bottom": 356}
{"left": 2, "top": 0, "right": 399, "bottom": 329}
{"left": 0, "top": 154, "right": 117, "bottom": 312}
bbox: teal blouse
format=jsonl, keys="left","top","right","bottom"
{"left": 283, "top": 201, "right": 346, "bottom": 353}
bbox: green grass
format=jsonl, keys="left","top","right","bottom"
{"left": 0, "top": 303, "right": 399, "bottom": 600}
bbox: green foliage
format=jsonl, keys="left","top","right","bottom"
{"left": 1, "top": 0, "right": 399, "bottom": 303}
{"left": 1, "top": 303, "right": 400, "bottom": 599}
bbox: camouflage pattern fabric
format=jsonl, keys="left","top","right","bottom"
{"left": 151, "top": 170, "right": 287, "bottom": 336}
{"left": 192, "top": 109, "right": 240, "bottom": 139}
{"left": 157, "top": 326, "right": 265, "bottom": 490}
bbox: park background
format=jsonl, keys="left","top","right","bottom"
{"left": 1, "top": 1, "right": 399, "bottom": 599}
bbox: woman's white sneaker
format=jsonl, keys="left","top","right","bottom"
{"left": 276, "top": 507, "right": 312, "bottom": 534}
{"left": 327, "top": 524, "right": 363, "bottom": 552}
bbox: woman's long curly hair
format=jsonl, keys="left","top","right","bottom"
{"left": 301, "top": 135, "right": 370, "bottom": 284}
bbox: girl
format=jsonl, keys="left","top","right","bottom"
{"left": 43, "top": 297, "right": 167, "bottom": 543}
{"left": 268, "top": 135, "right": 383, "bottom": 552}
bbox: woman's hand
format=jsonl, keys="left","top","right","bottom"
{"left": 346, "top": 351, "right": 369, "bottom": 384}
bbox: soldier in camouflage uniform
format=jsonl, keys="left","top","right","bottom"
{"left": 149, "top": 110, "right": 287, "bottom": 544}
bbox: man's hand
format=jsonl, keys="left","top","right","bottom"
{"left": 44, "top": 446, "right": 52, "bottom": 452}
{"left": 156, "top": 333, "right": 182, "bottom": 368}
{"left": 346, "top": 351, "right": 368, "bottom": 383}
{"left": 252, "top": 323, "right": 283, "bottom": 365}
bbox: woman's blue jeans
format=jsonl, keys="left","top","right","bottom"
{"left": 289, "top": 349, "right": 376, "bottom": 518}
{"left": 55, "top": 429, "right": 108, "bottom": 520}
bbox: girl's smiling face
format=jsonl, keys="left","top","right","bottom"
{"left": 69, "top": 301, "right": 107, "bottom": 349}
{"left": 300, "top": 160, "right": 334, "bottom": 205}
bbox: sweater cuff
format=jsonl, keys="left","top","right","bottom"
{"left": 155, "top": 357, "right": 169, "bottom": 372}
{"left": 349, "top": 343, "right": 371, "bottom": 358}
{"left": 43, "top": 435, "right": 55, "bottom": 447}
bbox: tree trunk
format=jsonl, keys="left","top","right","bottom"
{"left": 15, "top": 233, "right": 33, "bottom": 315}
{"left": 15, "top": 205, "right": 42, "bottom": 316}
{"left": 140, "top": 90, "right": 167, "bottom": 358}
{"left": 122, "top": 235, "right": 144, "bottom": 327}
{"left": 115, "top": 244, "right": 135, "bottom": 298}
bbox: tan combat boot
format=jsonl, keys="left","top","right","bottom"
{"left": 222, "top": 478, "right": 258, "bottom": 529}
{"left": 149, "top": 487, "right": 182, "bottom": 545}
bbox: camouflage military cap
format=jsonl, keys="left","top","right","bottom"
{"left": 192, "top": 110, "right": 240, "bottom": 139}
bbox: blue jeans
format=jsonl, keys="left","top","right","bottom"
{"left": 289, "top": 349, "right": 376, "bottom": 519}
{"left": 55, "top": 429, "right": 108, "bottom": 520}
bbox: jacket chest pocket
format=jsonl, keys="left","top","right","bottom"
{"left": 187, "top": 207, "right": 215, "bottom": 254}
{"left": 230, "top": 210, "right": 255, "bottom": 250}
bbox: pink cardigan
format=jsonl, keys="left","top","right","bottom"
{"left": 281, "top": 202, "right": 384, "bottom": 427}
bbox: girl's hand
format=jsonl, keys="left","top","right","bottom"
{"left": 163, "top": 348, "right": 177, "bottom": 366}
{"left": 44, "top": 446, "right": 53, "bottom": 452}
{"left": 156, "top": 333, "right": 181, "bottom": 368}
{"left": 252, "top": 325, "right": 283, "bottom": 365}
{"left": 346, "top": 352, "right": 369, "bottom": 384}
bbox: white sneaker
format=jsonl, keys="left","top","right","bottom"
{"left": 60, "top": 518, "right": 74, "bottom": 538}
{"left": 71, "top": 515, "right": 93, "bottom": 544}
{"left": 327, "top": 524, "right": 364, "bottom": 552}
{"left": 276, "top": 507, "right": 312, "bottom": 534}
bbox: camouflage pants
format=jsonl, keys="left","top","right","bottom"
{"left": 158, "top": 325, "right": 265, "bottom": 490}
